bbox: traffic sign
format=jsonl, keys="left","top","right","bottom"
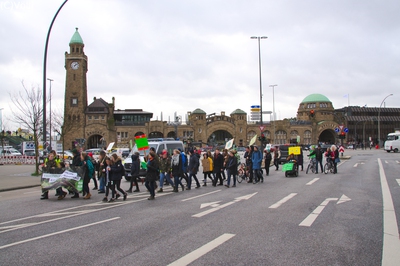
{"left": 259, "top": 126, "right": 265, "bottom": 131}
{"left": 335, "top": 127, "right": 340, "bottom": 133}
{"left": 250, "top": 108, "right": 261, "bottom": 112}
{"left": 344, "top": 128, "right": 349, "bottom": 133}
{"left": 339, "top": 125, "right": 344, "bottom": 131}
{"left": 251, "top": 105, "right": 260, "bottom": 108}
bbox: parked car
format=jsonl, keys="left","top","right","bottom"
{"left": 58, "top": 150, "right": 74, "bottom": 160}
{"left": 0, "top": 147, "right": 22, "bottom": 156}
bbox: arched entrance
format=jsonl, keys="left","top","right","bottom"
{"left": 149, "top": 131, "right": 163, "bottom": 138}
{"left": 208, "top": 130, "right": 233, "bottom": 146}
{"left": 87, "top": 134, "right": 105, "bottom": 149}
{"left": 319, "top": 129, "right": 336, "bottom": 144}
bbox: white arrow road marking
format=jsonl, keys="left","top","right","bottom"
{"left": 396, "top": 179, "right": 400, "bottom": 186}
{"left": 337, "top": 194, "right": 351, "bottom": 204}
{"left": 353, "top": 163, "right": 358, "bottom": 167}
{"left": 299, "top": 198, "right": 339, "bottom": 227}
{"left": 306, "top": 178, "right": 320, "bottom": 185}
{"left": 200, "top": 201, "right": 221, "bottom": 209}
{"left": 269, "top": 193, "right": 298, "bottom": 209}
{"left": 385, "top": 160, "right": 389, "bottom": 164}
{"left": 168, "top": 233, "right": 235, "bottom": 266}
{"left": 396, "top": 160, "right": 400, "bottom": 164}
{"left": 193, "top": 192, "right": 257, "bottom": 218}
{"left": 182, "top": 190, "right": 221, "bottom": 202}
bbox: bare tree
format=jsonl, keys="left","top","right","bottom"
{"left": 9, "top": 82, "right": 43, "bottom": 175}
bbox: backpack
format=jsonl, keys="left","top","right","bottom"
{"left": 181, "top": 153, "right": 188, "bottom": 168}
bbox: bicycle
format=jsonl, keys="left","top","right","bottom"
{"left": 237, "top": 163, "right": 249, "bottom": 183}
{"left": 324, "top": 159, "right": 335, "bottom": 174}
{"left": 306, "top": 158, "right": 316, "bottom": 174}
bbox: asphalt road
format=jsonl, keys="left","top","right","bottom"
{"left": 0, "top": 149, "right": 399, "bottom": 265}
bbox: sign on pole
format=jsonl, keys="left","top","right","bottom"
{"left": 135, "top": 135, "right": 149, "bottom": 150}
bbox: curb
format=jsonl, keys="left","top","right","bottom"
{"left": 0, "top": 184, "right": 41, "bottom": 193}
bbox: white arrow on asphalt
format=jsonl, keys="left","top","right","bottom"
{"left": 193, "top": 192, "right": 258, "bottom": 218}
{"left": 337, "top": 194, "right": 351, "bottom": 204}
{"left": 200, "top": 201, "right": 221, "bottom": 209}
{"left": 299, "top": 195, "right": 351, "bottom": 227}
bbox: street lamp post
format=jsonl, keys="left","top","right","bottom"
{"left": 250, "top": 36, "right": 268, "bottom": 129}
{"left": 270, "top": 84, "right": 277, "bottom": 143}
{"left": 378, "top": 94, "right": 393, "bottom": 147}
{"left": 47, "top": 78, "right": 53, "bottom": 150}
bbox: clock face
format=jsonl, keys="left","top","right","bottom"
{"left": 71, "top": 61, "right": 79, "bottom": 70}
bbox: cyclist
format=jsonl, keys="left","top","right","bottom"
{"left": 324, "top": 147, "right": 335, "bottom": 167}
{"left": 307, "top": 145, "right": 317, "bottom": 174}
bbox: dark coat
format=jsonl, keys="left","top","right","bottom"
{"left": 315, "top": 148, "right": 323, "bottom": 160}
{"left": 171, "top": 155, "right": 182, "bottom": 177}
{"left": 213, "top": 153, "right": 224, "bottom": 173}
{"left": 188, "top": 153, "right": 200, "bottom": 174}
{"left": 145, "top": 158, "right": 159, "bottom": 182}
{"left": 130, "top": 154, "right": 140, "bottom": 177}
{"left": 110, "top": 159, "right": 124, "bottom": 181}
{"left": 226, "top": 156, "right": 238, "bottom": 175}
{"left": 264, "top": 152, "right": 272, "bottom": 166}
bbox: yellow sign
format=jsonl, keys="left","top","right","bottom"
{"left": 250, "top": 108, "right": 260, "bottom": 112}
{"left": 288, "top": 146, "right": 301, "bottom": 155}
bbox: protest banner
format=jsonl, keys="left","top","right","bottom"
{"left": 135, "top": 135, "right": 149, "bottom": 150}
{"left": 41, "top": 166, "right": 84, "bottom": 193}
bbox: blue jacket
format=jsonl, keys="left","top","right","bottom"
{"left": 251, "top": 149, "right": 262, "bottom": 170}
{"left": 188, "top": 153, "right": 200, "bottom": 174}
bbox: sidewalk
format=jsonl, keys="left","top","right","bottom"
{"left": 0, "top": 164, "right": 41, "bottom": 192}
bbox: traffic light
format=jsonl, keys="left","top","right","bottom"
{"left": 339, "top": 132, "right": 346, "bottom": 139}
{"left": 258, "top": 134, "right": 266, "bottom": 142}
{"left": 310, "top": 110, "right": 315, "bottom": 118}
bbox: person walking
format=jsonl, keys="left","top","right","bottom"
{"left": 81, "top": 152, "right": 94, "bottom": 199}
{"left": 97, "top": 151, "right": 107, "bottom": 194}
{"left": 158, "top": 149, "right": 174, "bottom": 192}
{"left": 273, "top": 147, "right": 281, "bottom": 171}
{"left": 244, "top": 146, "right": 254, "bottom": 183}
{"left": 40, "top": 151, "right": 64, "bottom": 200}
{"left": 212, "top": 148, "right": 224, "bottom": 186}
{"left": 187, "top": 149, "right": 200, "bottom": 189}
{"left": 145, "top": 151, "right": 159, "bottom": 200}
{"left": 252, "top": 146, "right": 263, "bottom": 183}
{"left": 225, "top": 150, "right": 238, "bottom": 187}
{"left": 332, "top": 145, "right": 339, "bottom": 174}
{"left": 109, "top": 153, "right": 128, "bottom": 200}
{"left": 127, "top": 152, "right": 140, "bottom": 193}
{"left": 315, "top": 145, "right": 323, "bottom": 174}
{"left": 201, "top": 153, "right": 214, "bottom": 186}
{"left": 171, "top": 149, "right": 185, "bottom": 192}
{"left": 70, "top": 149, "right": 82, "bottom": 198}
{"left": 264, "top": 148, "right": 272, "bottom": 176}
{"left": 103, "top": 157, "right": 116, "bottom": 202}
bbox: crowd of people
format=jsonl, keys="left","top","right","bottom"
{"left": 40, "top": 144, "right": 341, "bottom": 201}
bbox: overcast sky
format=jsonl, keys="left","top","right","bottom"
{"left": 1, "top": 0, "right": 399, "bottom": 131}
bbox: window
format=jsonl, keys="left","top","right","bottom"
{"left": 94, "top": 115, "right": 99, "bottom": 120}
{"left": 101, "top": 115, "right": 105, "bottom": 120}
{"left": 71, "top": 98, "right": 78, "bottom": 106}
{"left": 88, "top": 116, "right": 92, "bottom": 120}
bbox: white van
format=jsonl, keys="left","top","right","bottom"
{"left": 384, "top": 132, "right": 400, "bottom": 153}
{"left": 123, "top": 138, "right": 184, "bottom": 181}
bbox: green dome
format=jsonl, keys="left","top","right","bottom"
{"left": 192, "top": 108, "right": 206, "bottom": 114}
{"left": 301, "top": 93, "right": 331, "bottom": 103}
{"left": 69, "top": 28, "right": 84, "bottom": 44}
{"left": 230, "top": 109, "right": 246, "bottom": 115}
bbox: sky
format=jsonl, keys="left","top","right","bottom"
{"left": 1, "top": 0, "right": 400, "bottom": 132}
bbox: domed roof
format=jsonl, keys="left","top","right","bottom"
{"left": 192, "top": 108, "right": 206, "bottom": 114}
{"left": 230, "top": 109, "right": 246, "bottom": 115}
{"left": 301, "top": 93, "right": 331, "bottom": 103}
{"left": 69, "top": 28, "right": 84, "bottom": 45}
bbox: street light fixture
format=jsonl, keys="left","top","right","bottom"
{"left": 250, "top": 36, "right": 268, "bottom": 131}
{"left": 378, "top": 93, "right": 393, "bottom": 147}
{"left": 270, "top": 84, "right": 277, "bottom": 143}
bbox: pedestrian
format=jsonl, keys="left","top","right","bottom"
{"left": 225, "top": 150, "right": 238, "bottom": 187}
{"left": 187, "top": 149, "right": 200, "bottom": 189}
{"left": 179, "top": 149, "right": 189, "bottom": 184}
{"left": 207, "top": 150, "right": 216, "bottom": 180}
{"left": 158, "top": 149, "right": 174, "bottom": 192}
{"left": 222, "top": 149, "right": 228, "bottom": 180}
{"left": 171, "top": 149, "right": 185, "bottom": 192}
{"left": 145, "top": 151, "right": 159, "bottom": 200}
{"left": 313, "top": 145, "right": 323, "bottom": 174}
{"left": 212, "top": 148, "right": 224, "bottom": 186}
{"left": 88, "top": 152, "right": 98, "bottom": 190}
{"left": 332, "top": 145, "right": 339, "bottom": 174}
{"left": 273, "top": 147, "right": 281, "bottom": 171}
{"left": 81, "top": 151, "right": 94, "bottom": 199}
{"left": 244, "top": 146, "right": 254, "bottom": 183}
{"left": 201, "top": 153, "right": 214, "bottom": 186}
{"left": 70, "top": 149, "right": 82, "bottom": 198}
{"left": 264, "top": 148, "right": 272, "bottom": 176}
{"left": 109, "top": 153, "right": 128, "bottom": 200}
{"left": 251, "top": 146, "right": 263, "bottom": 183}
{"left": 40, "top": 151, "right": 64, "bottom": 200}
{"left": 97, "top": 150, "right": 107, "bottom": 194}
{"left": 127, "top": 152, "right": 140, "bottom": 193}
{"left": 297, "top": 148, "right": 304, "bottom": 171}
{"left": 102, "top": 157, "right": 116, "bottom": 202}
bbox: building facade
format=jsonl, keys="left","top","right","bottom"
{"left": 63, "top": 29, "right": 400, "bottom": 150}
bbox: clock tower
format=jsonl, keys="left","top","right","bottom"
{"left": 63, "top": 28, "right": 88, "bottom": 149}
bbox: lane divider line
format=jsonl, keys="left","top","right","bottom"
{"left": 269, "top": 193, "right": 298, "bottom": 209}
{"left": 306, "top": 178, "right": 320, "bottom": 186}
{"left": 181, "top": 190, "right": 221, "bottom": 202}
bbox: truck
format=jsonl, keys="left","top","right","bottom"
{"left": 384, "top": 132, "right": 400, "bottom": 153}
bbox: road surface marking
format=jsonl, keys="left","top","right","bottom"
{"left": 299, "top": 198, "right": 338, "bottom": 227}
{"left": 306, "top": 178, "right": 320, "bottom": 185}
{"left": 396, "top": 160, "right": 399, "bottom": 164}
{"left": 192, "top": 192, "right": 257, "bottom": 218}
{"left": 378, "top": 158, "right": 400, "bottom": 266}
{"left": 269, "top": 193, "right": 298, "bottom": 209}
{"left": 353, "top": 163, "right": 358, "bottom": 167}
{"left": 396, "top": 179, "right": 400, "bottom": 186}
{"left": 181, "top": 190, "right": 221, "bottom": 202}
{"left": 168, "top": 233, "right": 235, "bottom": 266}
{"left": 0, "top": 217, "right": 120, "bottom": 250}
{"left": 200, "top": 201, "right": 221, "bottom": 209}
{"left": 337, "top": 194, "right": 351, "bottom": 204}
